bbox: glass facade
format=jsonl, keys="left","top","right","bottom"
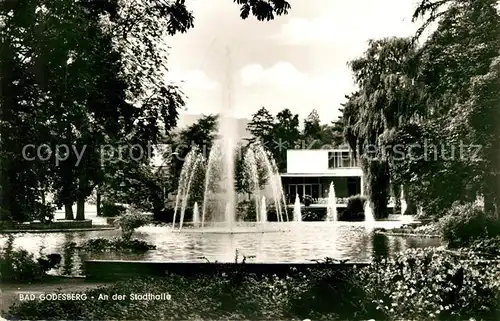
{"left": 284, "top": 177, "right": 361, "bottom": 204}
{"left": 328, "top": 151, "right": 358, "bottom": 168}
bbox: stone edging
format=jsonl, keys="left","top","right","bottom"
{"left": 0, "top": 226, "right": 117, "bottom": 233}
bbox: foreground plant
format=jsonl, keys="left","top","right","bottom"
{"left": 0, "top": 249, "right": 44, "bottom": 283}
{"left": 0, "top": 236, "right": 56, "bottom": 283}
{"left": 74, "top": 207, "right": 155, "bottom": 253}
{"left": 5, "top": 248, "right": 500, "bottom": 320}
{"left": 439, "top": 202, "right": 500, "bottom": 248}
{"left": 77, "top": 237, "right": 156, "bottom": 253}
{"left": 360, "top": 248, "right": 500, "bottom": 320}
{"left": 114, "top": 207, "right": 151, "bottom": 241}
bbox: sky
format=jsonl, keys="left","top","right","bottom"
{"left": 166, "top": 0, "right": 430, "bottom": 124}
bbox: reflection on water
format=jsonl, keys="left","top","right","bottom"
{"left": 372, "top": 233, "right": 390, "bottom": 259}
{"left": 393, "top": 237, "right": 402, "bottom": 253}
{"left": 0, "top": 221, "right": 441, "bottom": 276}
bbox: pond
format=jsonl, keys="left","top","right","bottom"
{"left": 0, "top": 220, "right": 441, "bottom": 277}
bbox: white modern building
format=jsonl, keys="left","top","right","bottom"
{"left": 280, "top": 147, "right": 365, "bottom": 206}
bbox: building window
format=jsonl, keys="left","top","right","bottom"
{"left": 328, "top": 151, "right": 353, "bottom": 168}
{"left": 329, "top": 151, "right": 357, "bottom": 168}
{"left": 287, "top": 184, "right": 321, "bottom": 200}
{"left": 341, "top": 151, "right": 350, "bottom": 167}
{"left": 328, "top": 152, "right": 337, "bottom": 168}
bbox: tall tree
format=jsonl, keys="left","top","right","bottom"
{"left": 247, "top": 107, "right": 300, "bottom": 172}
{"left": 271, "top": 108, "right": 300, "bottom": 172}
{"left": 302, "top": 109, "right": 322, "bottom": 148}
{"left": 247, "top": 107, "right": 275, "bottom": 147}
{"left": 344, "top": 37, "right": 419, "bottom": 218}
{"left": 0, "top": 0, "right": 292, "bottom": 222}
{"left": 400, "top": 0, "right": 500, "bottom": 216}
{"left": 166, "top": 114, "right": 218, "bottom": 194}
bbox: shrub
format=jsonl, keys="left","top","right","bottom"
{"left": 6, "top": 274, "right": 286, "bottom": 320}
{"left": 283, "top": 267, "right": 366, "bottom": 320}
{"left": 101, "top": 202, "right": 127, "bottom": 218}
{"left": 78, "top": 237, "right": 156, "bottom": 253}
{"left": 303, "top": 195, "right": 312, "bottom": 207}
{"left": 0, "top": 219, "right": 13, "bottom": 229}
{"left": 0, "top": 207, "right": 12, "bottom": 222}
{"left": 301, "top": 209, "right": 320, "bottom": 221}
{"left": 236, "top": 200, "right": 257, "bottom": 221}
{"left": 0, "top": 249, "right": 44, "bottom": 282}
{"left": 411, "top": 223, "right": 441, "bottom": 236}
{"left": 360, "top": 248, "right": 500, "bottom": 320}
{"left": 34, "top": 202, "right": 56, "bottom": 222}
{"left": 153, "top": 204, "right": 174, "bottom": 222}
{"left": 114, "top": 207, "right": 151, "bottom": 241}
{"left": 340, "top": 194, "right": 366, "bottom": 221}
{"left": 439, "top": 202, "right": 500, "bottom": 248}
{"left": 6, "top": 250, "right": 500, "bottom": 320}
{"left": 468, "top": 236, "right": 500, "bottom": 257}
{"left": 0, "top": 237, "right": 44, "bottom": 282}
{"left": 5, "top": 269, "right": 355, "bottom": 320}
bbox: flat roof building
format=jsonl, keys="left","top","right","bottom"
{"left": 280, "top": 147, "right": 364, "bottom": 206}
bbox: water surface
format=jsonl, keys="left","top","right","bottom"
{"left": 0, "top": 220, "right": 440, "bottom": 276}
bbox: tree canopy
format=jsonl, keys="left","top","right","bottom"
{"left": 0, "top": 0, "right": 292, "bottom": 222}
{"left": 341, "top": 0, "right": 500, "bottom": 218}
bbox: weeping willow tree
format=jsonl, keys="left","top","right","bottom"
{"left": 343, "top": 37, "right": 422, "bottom": 219}
{"left": 342, "top": 0, "right": 500, "bottom": 219}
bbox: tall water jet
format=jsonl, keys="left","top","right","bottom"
{"left": 243, "top": 148, "right": 260, "bottom": 223}
{"left": 169, "top": 51, "right": 294, "bottom": 231}
{"left": 221, "top": 118, "right": 237, "bottom": 228}
{"left": 198, "top": 140, "right": 287, "bottom": 229}
{"left": 224, "top": 202, "right": 232, "bottom": 229}
{"left": 201, "top": 141, "right": 221, "bottom": 227}
{"left": 294, "top": 194, "right": 302, "bottom": 222}
{"left": 172, "top": 148, "right": 199, "bottom": 229}
{"left": 270, "top": 156, "right": 289, "bottom": 222}
{"left": 179, "top": 155, "right": 203, "bottom": 230}
{"left": 200, "top": 47, "right": 237, "bottom": 228}
{"left": 400, "top": 186, "right": 407, "bottom": 216}
{"left": 254, "top": 144, "right": 287, "bottom": 222}
{"left": 364, "top": 199, "right": 375, "bottom": 227}
{"left": 260, "top": 196, "right": 267, "bottom": 223}
{"left": 326, "top": 182, "right": 337, "bottom": 222}
{"left": 192, "top": 202, "right": 200, "bottom": 226}
{"left": 220, "top": 47, "right": 237, "bottom": 229}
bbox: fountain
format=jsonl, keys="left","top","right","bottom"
{"left": 364, "top": 198, "right": 375, "bottom": 227}
{"left": 400, "top": 186, "right": 407, "bottom": 216}
{"left": 243, "top": 148, "right": 260, "bottom": 222}
{"left": 172, "top": 140, "right": 287, "bottom": 232}
{"left": 224, "top": 203, "right": 232, "bottom": 229}
{"left": 326, "top": 182, "right": 337, "bottom": 222}
{"left": 260, "top": 196, "right": 267, "bottom": 223}
{"left": 293, "top": 194, "right": 302, "bottom": 222}
{"left": 168, "top": 46, "right": 290, "bottom": 232}
{"left": 172, "top": 148, "right": 200, "bottom": 229}
{"left": 192, "top": 202, "right": 200, "bottom": 226}
{"left": 9, "top": 46, "right": 443, "bottom": 276}
{"left": 179, "top": 155, "right": 205, "bottom": 229}
{"left": 252, "top": 144, "right": 288, "bottom": 222}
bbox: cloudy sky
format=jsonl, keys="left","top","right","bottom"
{"left": 166, "top": 0, "right": 429, "bottom": 123}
